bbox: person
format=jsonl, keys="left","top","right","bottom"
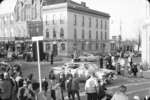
{"left": 49, "top": 76, "right": 56, "bottom": 100}
{"left": 132, "top": 64, "right": 138, "bottom": 77}
{"left": 128, "top": 55, "right": 133, "bottom": 68}
{"left": 59, "top": 72, "right": 65, "bottom": 100}
{"left": 71, "top": 73, "right": 80, "bottom": 100}
{"left": 66, "top": 75, "right": 73, "bottom": 100}
{"left": 111, "top": 85, "right": 128, "bottom": 100}
{"left": 99, "top": 56, "right": 103, "bottom": 68}
{"left": 97, "top": 80, "right": 107, "bottom": 100}
{"left": 51, "top": 53, "right": 54, "bottom": 65}
{"left": 38, "top": 79, "right": 51, "bottom": 100}
{"left": 2, "top": 72, "right": 13, "bottom": 100}
{"left": 85, "top": 73, "right": 99, "bottom": 100}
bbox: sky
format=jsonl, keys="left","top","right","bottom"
{"left": 73, "top": 0, "right": 148, "bottom": 40}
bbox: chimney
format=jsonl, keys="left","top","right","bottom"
{"left": 81, "top": 2, "right": 86, "bottom": 7}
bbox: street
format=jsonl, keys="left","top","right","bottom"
{"left": 64, "top": 80, "right": 150, "bottom": 100}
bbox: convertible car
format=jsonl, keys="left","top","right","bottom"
{"left": 52, "top": 62, "right": 116, "bottom": 84}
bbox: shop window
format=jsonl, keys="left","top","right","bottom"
{"left": 81, "top": 42, "right": 85, "bottom": 50}
{"left": 89, "top": 17, "right": 91, "bottom": 27}
{"left": 61, "top": 43, "right": 65, "bottom": 51}
{"left": 88, "top": 42, "right": 91, "bottom": 50}
{"left": 46, "top": 43, "right": 50, "bottom": 51}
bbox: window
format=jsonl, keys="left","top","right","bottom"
{"left": 46, "top": 29, "right": 49, "bottom": 38}
{"left": 32, "top": 0, "right": 34, "bottom": 5}
{"left": 81, "top": 42, "right": 85, "bottom": 50}
{"left": 105, "top": 32, "right": 107, "bottom": 40}
{"left": 96, "top": 42, "right": 98, "bottom": 50}
{"left": 61, "top": 43, "right": 65, "bottom": 51}
{"left": 96, "top": 31, "right": 98, "bottom": 40}
{"left": 74, "top": 15, "right": 77, "bottom": 26}
{"left": 45, "top": 15, "right": 48, "bottom": 25}
{"left": 96, "top": 19, "right": 98, "bottom": 28}
{"left": 74, "top": 28, "right": 77, "bottom": 40}
{"left": 88, "top": 42, "right": 91, "bottom": 50}
{"left": 82, "top": 16, "right": 84, "bottom": 27}
{"left": 46, "top": 43, "right": 50, "bottom": 51}
{"left": 53, "top": 15, "right": 56, "bottom": 24}
{"left": 82, "top": 29, "right": 85, "bottom": 39}
{"left": 89, "top": 17, "right": 91, "bottom": 27}
{"left": 101, "top": 20, "right": 103, "bottom": 29}
{"left": 53, "top": 28, "right": 56, "bottom": 38}
{"left": 60, "top": 28, "right": 64, "bottom": 38}
{"left": 89, "top": 30, "right": 91, "bottom": 39}
{"left": 105, "top": 21, "right": 107, "bottom": 30}
{"left": 60, "top": 15, "right": 64, "bottom": 24}
{"left": 101, "top": 32, "right": 103, "bottom": 40}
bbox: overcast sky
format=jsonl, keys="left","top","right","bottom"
{"left": 73, "top": 0, "right": 148, "bottom": 40}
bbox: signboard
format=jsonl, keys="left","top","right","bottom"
{"left": 27, "top": 21, "right": 43, "bottom": 37}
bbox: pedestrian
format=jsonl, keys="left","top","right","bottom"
{"left": 49, "top": 76, "right": 56, "bottom": 100}
{"left": 66, "top": 75, "right": 73, "bottom": 100}
{"left": 59, "top": 72, "right": 66, "bottom": 100}
{"left": 99, "top": 56, "right": 103, "bottom": 68}
{"left": 128, "top": 55, "right": 133, "bottom": 68}
{"left": 97, "top": 80, "right": 107, "bottom": 100}
{"left": 85, "top": 73, "right": 99, "bottom": 100}
{"left": 49, "top": 70, "right": 55, "bottom": 80}
{"left": 111, "top": 85, "right": 128, "bottom": 100}
{"left": 71, "top": 73, "right": 80, "bottom": 100}
{"left": 2, "top": 72, "right": 13, "bottom": 100}
{"left": 38, "top": 79, "right": 51, "bottom": 100}
{"left": 55, "top": 81, "right": 62, "bottom": 100}
{"left": 51, "top": 53, "right": 54, "bottom": 65}
{"left": 132, "top": 64, "right": 138, "bottom": 77}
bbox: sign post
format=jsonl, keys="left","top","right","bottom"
{"left": 32, "top": 36, "right": 43, "bottom": 92}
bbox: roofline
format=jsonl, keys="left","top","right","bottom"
{"left": 68, "top": 6, "right": 110, "bottom": 18}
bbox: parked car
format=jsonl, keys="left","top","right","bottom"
{"left": 52, "top": 62, "right": 116, "bottom": 84}
{"left": 79, "top": 52, "right": 99, "bottom": 62}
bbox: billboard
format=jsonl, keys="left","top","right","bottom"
{"left": 27, "top": 21, "right": 43, "bottom": 37}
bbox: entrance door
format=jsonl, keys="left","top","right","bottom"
{"left": 52, "top": 44, "right": 58, "bottom": 56}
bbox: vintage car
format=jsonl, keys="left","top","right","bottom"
{"left": 78, "top": 52, "right": 99, "bottom": 62}
{"left": 52, "top": 62, "right": 116, "bottom": 84}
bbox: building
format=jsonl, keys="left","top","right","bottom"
{"left": 0, "top": 0, "right": 42, "bottom": 42}
{"left": 42, "top": 0, "right": 110, "bottom": 56}
{"left": 141, "top": 18, "right": 150, "bottom": 68}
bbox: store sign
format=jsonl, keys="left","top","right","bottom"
{"left": 27, "top": 21, "right": 43, "bottom": 37}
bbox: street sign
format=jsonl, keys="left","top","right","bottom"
{"left": 27, "top": 21, "right": 43, "bottom": 37}
{"left": 32, "top": 36, "right": 43, "bottom": 41}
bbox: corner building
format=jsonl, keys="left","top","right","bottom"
{"left": 42, "top": 0, "right": 110, "bottom": 56}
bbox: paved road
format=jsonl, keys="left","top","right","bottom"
{"left": 64, "top": 80, "right": 150, "bottom": 100}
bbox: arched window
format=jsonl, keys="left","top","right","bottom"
{"left": 53, "top": 28, "right": 56, "bottom": 38}
{"left": 60, "top": 28, "right": 64, "bottom": 38}
{"left": 61, "top": 43, "right": 65, "bottom": 51}
{"left": 74, "top": 28, "right": 77, "bottom": 40}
